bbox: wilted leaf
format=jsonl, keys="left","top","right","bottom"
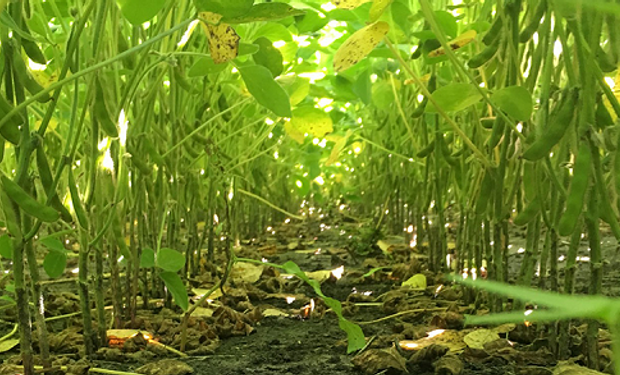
{"left": 334, "top": 21, "right": 390, "bottom": 72}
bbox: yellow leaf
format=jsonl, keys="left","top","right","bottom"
{"left": 428, "top": 29, "right": 477, "bottom": 58}
{"left": 402, "top": 273, "right": 427, "bottom": 289}
{"left": 199, "top": 12, "right": 239, "bottom": 64}
{"left": 284, "top": 121, "right": 306, "bottom": 144}
{"left": 326, "top": 131, "right": 351, "bottom": 166}
{"left": 333, "top": 0, "right": 372, "bottom": 9}
{"left": 369, "top": 0, "right": 393, "bottom": 22}
{"left": 289, "top": 107, "right": 333, "bottom": 138}
{"left": 334, "top": 21, "right": 390, "bottom": 72}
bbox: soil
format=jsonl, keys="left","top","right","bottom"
{"left": 1, "top": 218, "right": 617, "bottom": 375}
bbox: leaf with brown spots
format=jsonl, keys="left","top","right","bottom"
{"left": 333, "top": 0, "right": 372, "bottom": 9}
{"left": 428, "top": 29, "right": 477, "bottom": 57}
{"left": 334, "top": 21, "right": 390, "bottom": 72}
{"left": 199, "top": 12, "right": 240, "bottom": 64}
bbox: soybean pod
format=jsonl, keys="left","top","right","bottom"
{"left": 513, "top": 195, "right": 541, "bottom": 226}
{"left": 1, "top": 175, "right": 59, "bottom": 223}
{"left": 522, "top": 88, "right": 579, "bottom": 161}
{"left": 519, "top": 0, "right": 547, "bottom": 43}
{"left": 68, "top": 168, "right": 89, "bottom": 230}
{"left": 35, "top": 146, "right": 72, "bottom": 222}
{"left": 558, "top": 143, "right": 592, "bottom": 236}
{"left": 11, "top": 49, "right": 50, "bottom": 102}
{"left": 94, "top": 77, "right": 119, "bottom": 138}
{"left": 469, "top": 35, "right": 501, "bottom": 69}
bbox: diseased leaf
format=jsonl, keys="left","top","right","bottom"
{"left": 289, "top": 107, "right": 333, "bottom": 138}
{"left": 334, "top": 21, "right": 390, "bottom": 72}
{"left": 200, "top": 12, "right": 240, "bottom": 64}
{"left": 428, "top": 29, "right": 477, "bottom": 57}
{"left": 222, "top": 3, "right": 305, "bottom": 24}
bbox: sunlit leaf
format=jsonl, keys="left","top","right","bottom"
{"left": 334, "top": 21, "right": 390, "bottom": 72}
{"left": 222, "top": 3, "right": 305, "bottom": 24}
{"left": 239, "top": 65, "right": 292, "bottom": 117}
{"left": 289, "top": 106, "right": 333, "bottom": 139}
{"left": 333, "top": 0, "right": 372, "bottom": 9}
{"left": 285, "top": 122, "right": 306, "bottom": 144}
{"left": 43, "top": 250, "right": 66, "bottom": 279}
{"left": 159, "top": 271, "right": 189, "bottom": 311}
{"left": 278, "top": 75, "right": 310, "bottom": 106}
{"left": 369, "top": 0, "right": 394, "bottom": 22}
{"left": 156, "top": 247, "right": 185, "bottom": 273}
{"left": 426, "top": 83, "right": 482, "bottom": 113}
{"left": 118, "top": 0, "right": 166, "bottom": 25}
{"left": 402, "top": 274, "right": 427, "bottom": 289}
{"left": 200, "top": 12, "right": 240, "bottom": 64}
{"left": 491, "top": 85, "right": 533, "bottom": 121}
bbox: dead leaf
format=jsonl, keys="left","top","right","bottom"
{"left": 230, "top": 262, "right": 263, "bottom": 284}
{"left": 464, "top": 328, "right": 500, "bottom": 350}
{"left": 352, "top": 346, "right": 407, "bottom": 374}
{"left": 263, "top": 308, "right": 290, "bottom": 317}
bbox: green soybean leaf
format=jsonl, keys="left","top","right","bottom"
{"left": 119, "top": 0, "right": 166, "bottom": 25}
{"left": 159, "top": 271, "right": 189, "bottom": 311}
{"left": 239, "top": 65, "right": 291, "bottom": 117}
{"left": 156, "top": 247, "right": 185, "bottom": 273}
{"left": 426, "top": 83, "right": 482, "bottom": 113}
{"left": 43, "top": 250, "right": 66, "bottom": 279}
{"left": 40, "top": 237, "right": 65, "bottom": 253}
{"left": 194, "top": 0, "right": 254, "bottom": 18}
{"left": 140, "top": 247, "right": 156, "bottom": 268}
{"left": 188, "top": 57, "right": 228, "bottom": 76}
{"left": 222, "top": 3, "right": 305, "bottom": 24}
{"left": 253, "top": 37, "right": 283, "bottom": 77}
{"left": 491, "top": 86, "right": 533, "bottom": 121}
{"left": 0, "top": 234, "right": 12, "bottom": 260}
